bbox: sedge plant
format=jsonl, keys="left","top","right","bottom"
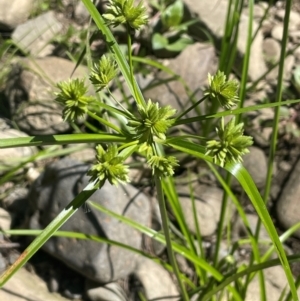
{"left": 0, "top": 0, "right": 300, "bottom": 300}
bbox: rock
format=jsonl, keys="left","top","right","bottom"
{"left": 276, "top": 158, "right": 300, "bottom": 238}
{"left": 271, "top": 24, "right": 284, "bottom": 41}
{"left": 86, "top": 281, "right": 127, "bottom": 301}
{"left": 68, "top": 145, "right": 96, "bottom": 163}
{"left": 252, "top": 4, "right": 266, "bottom": 20}
{"left": 0, "top": 128, "right": 37, "bottom": 174}
{"left": 246, "top": 266, "right": 300, "bottom": 300}
{"left": 134, "top": 257, "right": 179, "bottom": 301}
{"left": 5, "top": 57, "right": 90, "bottom": 135}
{"left": 232, "top": 213, "right": 271, "bottom": 255}
{"left": 0, "top": 0, "right": 34, "bottom": 30}
{"left": 74, "top": 1, "right": 90, "bottom": 24}
{"left": 263, "top": 38, "right": 281, "bottom": 64}
{"left": 143, "top": 42, "right": 217, "bottom": 122}
{"left": 0, "top": 268, "right": 69, "bottom": 301}
{"left": 0, "top": 252, "right": 6, "bottom": 274}
{"left": 29, "top": 157, "right": 151, "bottom": 283}
{"left": 245, "top": 274, "right": 281, "bottom": 301}
{"left": 266, "top": 55, "right": 295, "bottom": 84}
{"left": 14, "top": 102, "right": 70, "bottom": 135}
{"left": 0, "top": 208, "right": 11, "bottom": 230}
{"left": 232, "top": 147, "right": 267, "bottom": 190}
{"left": 276, "top": 9, "right": 300, "bottom": 30}
{"left": 177, "top": 183, "right": 233, "bottom": 237}
{"left": 184, "top": 0, "right": 267, "bottom": 81}
{"left": 12, "top": 11, "right": 63, "bottom": 58}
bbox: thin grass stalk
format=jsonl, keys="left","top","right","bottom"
{"left": 254, "top": 2, "right": 296, "bottom": 299}
{"left": 251, "top": 0, "right": 274, "bottom": 42}
{"left": 213, "top": 0, "right": 252, "bottom": 271}
{"left": 162, "top": 177, "right": 201, "bottom": 266}
{"left": 154, "top": 175, "right": 189, "bottom": 301}
{"left": 87, "top": 111, "right": 123, "bottom": 134}
{"left": 224, "top": 0, "right": 242, "bottom": 76}
{"left": 189, "top": 176, "right": 207, "bottom": 284}
{"left": 219, "top": 0, "right": 234, "bottom": 71}
{"left": 261, "top": 0, "right": 292, "bottom": 204}
{"left": 126, "top": 25, "right": 139, "bottom": 105}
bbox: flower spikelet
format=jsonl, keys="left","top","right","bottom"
{"left": 205, "top": 71, "right": 239, "bottom": 109}
{"left": 103, "top": 0, "right": 148, "bottom": 30}
{"left": 206, "top": 117, "right": 253, "bottom": 167}
{"left": 148, "top": 155, "right": 179, "bottom": 177}
{"left": 88, "top": 145, "right": 130, "bottom": 187}
{"left": 128, "top": 99, "right": 176, "bottom": 142}
{"left": 55, "top": 79, "right": 92, "bottom": 122}
{"left": 89, "top": 55, "right": 118, "bottom": 92}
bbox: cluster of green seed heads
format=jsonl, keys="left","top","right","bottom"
{"left": 206, "top": 117, "right": 253, "bottom": 167}
{"left": 87, "top": 145, "right": 130, "bottom": 187}
{"left": 205, "top": 70, "right": 239, "bottom": 110}
{"left": 54, "top": 0, "right": 252, "bottom": 187}
{"left": 55, "top": 79, "right": 93, "bottom": 122}
{"left": 103, "top": 0, "right": 148, "bottom": 30}
{"left": 89, "top": 55, "right": 118, "bottom": 92}
{"left": 128, "top": 99, "right": 177, "bottom": 143}
{"left": 204, "top": 71, "right": 253, "bottom": 167}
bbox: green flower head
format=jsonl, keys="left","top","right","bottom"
{"left": 205, "top": 71, "right": 239, "bottom": 109}
{"left": 148, "top": 155, "right": 179, "bottom": 177}
{"left": 88, "top": 145, "right": 130, "bottom": 187}
{"left": 103, "top": 0, "right": 148, "bottom": 30}
{"left": 206, "top": 117, "right": 253, "bottom": 167}
{"left": 128, "top": 99, "right": 177, "bottom": 143}
{"left": 89, "top": 54, "right": 118, "bottom": 92}
{"left": 55, "top": 78, "right": 92, "bottom": 122}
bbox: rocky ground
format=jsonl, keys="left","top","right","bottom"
{"left": 1, "top": 0, "right": 300, "bottom": 300}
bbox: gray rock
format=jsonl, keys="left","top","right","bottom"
{"left": 5, "top": 57, "right": 91, "bottom": 135}
{"left": 0, "top": 0, "right": 34, "bottom": 30}
{"left": 0, "top": 252, "right": 6, "bottom": 274}
{"left": 266, "top": 55, "right": 295, "bottom": 84}
{"left": 143, "top": 42, "right": 217, "bottom": 123}
{"left": 177, "top": 183, "right": 233, "bottom": 237}
{"left": 0, "top": 128, "right": 37, "bottom": 174}
{"left": 184, "top": 0, "right": 267, "bottom": 81}
{"left": 0, "top": 267, "right": 70, "bottom": 301}
{"left": 74, "top": 1, "right": 90, "bottom": 24}
{"left": 276, "top": 158, "right": 300, "bottom": 238}
{"left": 0, "top": 208, "right": 11, "bottom": 230}
{"left": 29, "top": 157, "right": 151, "bottom": 283}
{"left": 276, "top": 9, "right": 300, "bottom": 31}
{"left": 134, "top": 257, "right": 179, "bottom": 301}
{"left": 271, "top": 24, "right": 284, "bottom": 41}
{"left": 233, "top": 146, "right": 267, "bottom": 190}
{"left": 12, "top": 11, "right": 63, "bottom": 58}
{"left": 86, "top": 281, "right": 127, "bottom": 301}
{"left": 14, "top": 102, "right": 70, "bottom": 135}
{"left": 263, "top": 38, "right": 281, "bottom": 64}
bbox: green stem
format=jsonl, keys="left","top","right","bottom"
{"left": 87, "top": 110, "right": 123, "bottom": 134}
{"left": 154, "top": 175, "right": 189, "bottom": 301}
{"left": 127, "top": 25, "right": 140, "bottom": 106}
{"left": 176, "top": 95, "right": 208, "bottom": 120}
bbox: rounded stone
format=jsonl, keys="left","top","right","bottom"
{"left": 29, "top": 157, "right": 152, "bottom": 283}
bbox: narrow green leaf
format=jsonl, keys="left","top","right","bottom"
{"left": 0, "top": 185, "right": 97, "bottom": 286}
{"left": 0, "top": 133, "right": 127, "bottom": 149}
